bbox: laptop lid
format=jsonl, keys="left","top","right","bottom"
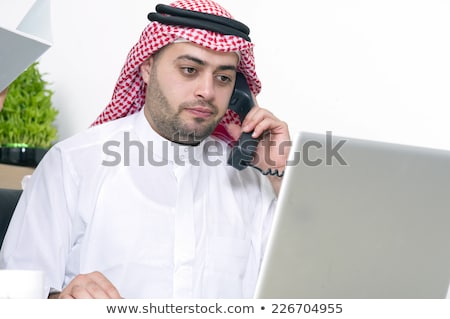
{"left": 254, "top": 131, "right": 450, "bottom": 298}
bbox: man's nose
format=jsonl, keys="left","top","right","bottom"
{"left": 194, "top": 75, "right": 215, "bottom": 101}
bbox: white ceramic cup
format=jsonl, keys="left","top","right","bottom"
{"left": 0, "top": 269, "right": 46, "bottom": 299}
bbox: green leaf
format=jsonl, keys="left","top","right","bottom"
{"left": 0, "top": 62, "right": 59, "bottom": 148}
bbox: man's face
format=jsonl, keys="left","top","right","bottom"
{"left": 140, "top": 42, "right": 239, "bottom": 145}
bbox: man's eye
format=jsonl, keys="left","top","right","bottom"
{"left": 217, "top": 75, "right": 232, "bottom": 84}
{"left": 182, "top": 67, "right": 196, "bottom": 75}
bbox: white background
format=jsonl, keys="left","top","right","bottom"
{"left": 1, "top": 0, "right": 449, "bottom": 150}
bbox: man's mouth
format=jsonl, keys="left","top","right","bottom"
{"left": 184, "top": 106, "right": 214, "bottom": 119}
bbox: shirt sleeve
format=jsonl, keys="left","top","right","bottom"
{"left": 242, "top": 170, "right": 278, "bottom": 298}
{"left": 0, "top": 144, "right": 78, "bottom": 296}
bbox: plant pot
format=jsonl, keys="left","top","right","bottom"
{"left": 0, "top": 145, "right": 48, "bottom": 168}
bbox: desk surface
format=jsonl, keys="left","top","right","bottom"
{"left": 0, "top": 163, "right": 34, "bottom": 189}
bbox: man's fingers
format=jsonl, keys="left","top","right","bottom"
{"left": 59, "top": 271, "right": 122, "bottom": 299}
{"left": 91, "top": 272, "right": 122, "bottom": 298}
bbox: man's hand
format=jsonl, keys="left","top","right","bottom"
{"left": 243, "top": 106, "right": 290, "bottom": 195}
{"left": 227, "top": 102, "right": 291, "bottom": 196}
{"left": 51, "top": 271, "right": 122, "bottom": 299}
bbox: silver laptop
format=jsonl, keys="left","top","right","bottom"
{"left": 254, "top": 131, "right": 450, "bottom": 299}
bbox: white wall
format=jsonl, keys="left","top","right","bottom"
{"left": 2, "top": 0, "right": 450, "bottom": 150}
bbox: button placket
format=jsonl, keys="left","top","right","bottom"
{"left": 172, "top": 164, "right": 195, "bottom": 297}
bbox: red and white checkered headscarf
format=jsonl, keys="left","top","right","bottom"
{"left": 92, "top": 0, "right": 261, "bottom": 144}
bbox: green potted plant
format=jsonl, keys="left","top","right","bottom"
{"left": 0, "top": 61, "right": 58, "bottom": 167}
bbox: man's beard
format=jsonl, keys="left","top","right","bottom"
{"left": 144, "top": 70, "right": 222, "bottom": 145}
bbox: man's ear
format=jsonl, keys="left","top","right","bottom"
{"left": 140, "top": 57, "right": 154, "bottom": 84}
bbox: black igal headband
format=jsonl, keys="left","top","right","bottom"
{"left": 148, "top": 4, "right": 251, "bottom": 42}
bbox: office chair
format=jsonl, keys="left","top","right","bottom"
{"left": 0, "top": 188, "right": 22, "bottom": 248}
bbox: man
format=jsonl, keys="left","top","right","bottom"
{"left": 0, "top": 0, "right": 291, "bottom": 299}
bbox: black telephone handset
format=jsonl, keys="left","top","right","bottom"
{"left": 227, "top": 72, "right": 259, "bottom": 170}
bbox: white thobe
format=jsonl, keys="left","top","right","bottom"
{"left": 0, "top": 110, "right": 276, "bottom": 298}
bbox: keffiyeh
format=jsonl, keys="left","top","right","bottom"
{"left": 92, "top": 0, "right": 261, "bottom": 144}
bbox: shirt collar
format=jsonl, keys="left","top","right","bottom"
{"left": 133, "top": 108, "right": 206, "bottom": 166}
